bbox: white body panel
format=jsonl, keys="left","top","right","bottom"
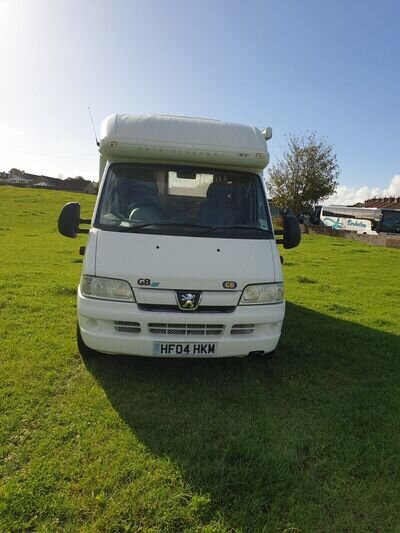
{"left": 78, "top": 113, "right": 285, "bottom": 358}
{"left": 95, "top": 232, "right": 279, "bottom": 290}
{"left": 78, "top": 228, "right": 284, "bottom": 358}
{"left": 98, "top": 114, "right": 269, "bottom": 176}
{"left": 78, "top": 288, "right": 284, "bottom": 358}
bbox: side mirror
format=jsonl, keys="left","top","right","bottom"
{"left": 283, "top": 216, "right": 301, "bottom": 249}
{"left": 275, "top": 216, "right": 301, "bottom": 249}
{"left": 58, "top": 202, "right": 90, "bottom": 238}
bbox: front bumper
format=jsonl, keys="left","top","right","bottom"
{"left": 77, "top": 288, "right": 285, "bottom": 358}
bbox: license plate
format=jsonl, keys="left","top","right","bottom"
{"left": 153, "top": 342, "right": 217, "bottom": 356}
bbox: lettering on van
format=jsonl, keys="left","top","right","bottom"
{"left": 137, "top": 278, "right": 160, "bottom": 287}
{"left": 347, "top": 219, "right": 367, "bottom": 228}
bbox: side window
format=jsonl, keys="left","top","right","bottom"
{"left": 257, "top": 195, "right": 269, "bottom": 229}
{"left": 382, "top": 212, "right": 400, "bottom": 233}
{"left": 98, "top": 169, "right": 121, "bottom": 224}
{"left": 102, "top": 169, "right": 117, "bottom": 214}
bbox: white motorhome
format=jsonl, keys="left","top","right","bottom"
{"left": 58, "top": 114, "right": 300, "bottom": 358}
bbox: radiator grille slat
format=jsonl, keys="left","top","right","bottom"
{"left": 149, "top": 323, "right": 224, "bottom": 336}
{"left": 138, "top": 304, "right": 235, "bottom": 313}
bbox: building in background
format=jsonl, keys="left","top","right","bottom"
{"left": 353, "top": 197, "right": 400, "bottom": 209}
{"left": 0, "top": 170, "right": 97, "bottom": 194}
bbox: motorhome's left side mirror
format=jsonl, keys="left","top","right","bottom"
{"left": 283, "top": 216, "right": 301, "bottom": 249}
{"left": 58, "top": 202, "right": 81, "bottom": 238}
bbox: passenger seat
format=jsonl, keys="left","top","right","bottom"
{"left": 196, "top": 183, "right": 234, "bottom": 226}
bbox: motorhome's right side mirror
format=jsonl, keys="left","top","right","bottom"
{"left": 58, "top": 202, "right": 81, "bottom": 238}
{"left": 282, "top": 216, "right": 301, "bottom": 249}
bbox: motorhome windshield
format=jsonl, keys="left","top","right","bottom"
{"left": 95, "top": 164, "right": 272, "bottom": 238}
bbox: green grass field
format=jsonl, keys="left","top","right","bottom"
{"left": 1, "top": 185, "right": 399, "bottom": 532}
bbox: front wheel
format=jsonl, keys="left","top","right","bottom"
{"left": 250, "top": 348, "right": 276, "bottom": 360}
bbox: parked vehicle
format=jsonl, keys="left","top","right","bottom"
{"left": 319, "top": 205, "right": 379, "bottom": 234}
{"left": 316, "top": 205, "right": 400, "bottom": 235}
{"left": 58, "top": 114, "right": 300, "bottom": 358}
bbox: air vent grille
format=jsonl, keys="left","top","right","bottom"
{"left": 231, "top": 324, "right": 255, "bottom": 335}
{"left": 114, "top": 321, "right": 141, "bottom": 334}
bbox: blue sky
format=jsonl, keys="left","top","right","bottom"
{"left": 0, "top": 0, "right": 399, "bottom": 202}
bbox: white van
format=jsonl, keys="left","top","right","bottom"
{"left": 58, "top": 114, "right": 300, "bottom": 358}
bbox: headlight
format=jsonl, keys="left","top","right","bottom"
{"left": 81, "top": 275, "right": 135, "bottom": 302}
{"left": 239, "top": 283, "right": 283, "bottom": 305}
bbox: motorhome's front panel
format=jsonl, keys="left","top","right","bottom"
{"left": 78, "top": 161, "right": 284, "bottom": 357}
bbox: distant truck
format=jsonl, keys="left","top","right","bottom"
{"left": 58, "top": 114, "right": 300, "bottom": 358}
{"left": 315, "top": 205, "right": 400, "bottom": 235}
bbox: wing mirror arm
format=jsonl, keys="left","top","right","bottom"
{"left": 77, "top": 217, "right": 91, "bottom": 234}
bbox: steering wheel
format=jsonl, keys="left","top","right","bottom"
{"left": 128, "top": 202, "right": 165, "bottom": 222}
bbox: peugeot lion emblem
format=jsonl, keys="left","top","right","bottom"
{"left": 176, "top": 290, "right": 202, "bottom": 311}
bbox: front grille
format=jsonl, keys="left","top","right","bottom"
{"left": 231, "top": 324, "right": 255, "bottom": 335}
{"left": 148, "top": 323, "right": 224, "bottom": 336}
{"left": 114, "top": 321, "right": 141, "bottom": 334}
{"left": 138, "top": 304, "right": 235, "bottom": 313}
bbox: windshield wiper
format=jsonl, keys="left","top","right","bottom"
{"left": 195, "top": 225, "right": 272, "bottom": 236}
{"left": 117, "top": 222, "right": 213, "bottom": 233}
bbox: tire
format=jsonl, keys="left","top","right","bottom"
{"left": 251, "top": 348, "right": 276, "bottom": 360}
{"left": 262, "top": 349, "right": 276, "bottom": 360}
{"left": 77, "top": 324, "right": 99, "bottom": 359}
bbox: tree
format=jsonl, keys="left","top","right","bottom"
{"left": 267, "top": 132, "right": 340, "bottom": 216}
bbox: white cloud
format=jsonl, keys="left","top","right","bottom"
{"left": 327, "top": 175, "right": 400, "bottom": 205}
{"left": 0, "top": 124, "right": 23, "bottom": 139}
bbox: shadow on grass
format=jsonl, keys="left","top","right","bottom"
{"left": 84, "top": 303, "right": 400, "bottom": 530}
